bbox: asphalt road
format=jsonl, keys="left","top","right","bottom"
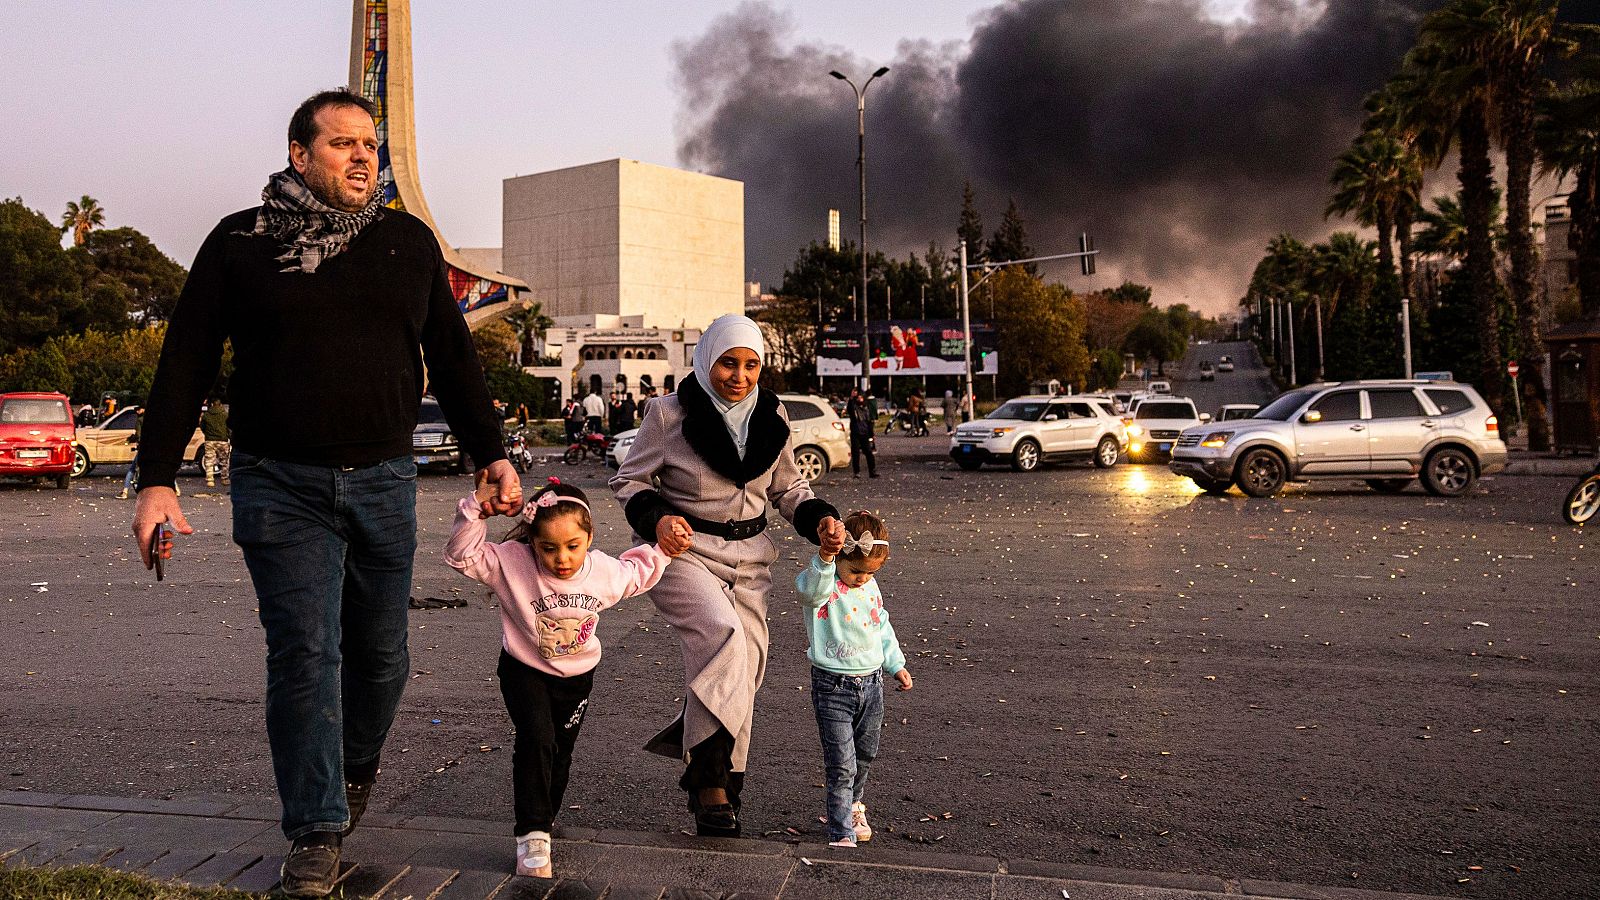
{"left": 2, "top": 412, "right": 1595, "bottom": 898}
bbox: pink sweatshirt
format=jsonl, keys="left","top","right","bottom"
{"left": 444, "top": 495, "right": 671, "bottom": 677}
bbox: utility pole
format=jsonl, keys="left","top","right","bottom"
{"left": 1400, "top": 296, "right": 1413, "bottom": 379}
{"left": 1286, "top": 301, "right": 1297, "bottom": 386}
{"left": 959, "top": 241, "right": 974, "bottom": 417}
{"left": 1313, "top": 294, "right": 1325, "bottom": 382}
{"left": 829, "top": 67, "right": 889, "bottom": 392}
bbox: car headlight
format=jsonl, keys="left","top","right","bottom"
{"left": 991, "top": 427, "right": 1014, "bottom": 437}
{"left": 1125, "top": 424, "right": 1143, "bottom": 437}
{"left": 1200, "top": 431, "right": 1234, "bottom": 449}
{"left": 616, "top": 437, "right": 634, "bottom": 449}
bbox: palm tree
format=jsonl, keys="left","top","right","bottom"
{"left": 502, "top": 300, "right": 553, "bottom": 367}
{"left": 1412, "top": 189, "right": 1508, "bottom": 260}
{"left": 60, "top": 195, "right": 105, "bottom": 246}
{"left": 1359, "top": 86, "right": 1429, "bottom": 303}
{"left": 1433, "top": 0, "right": 1574, "bottom": 447}
{"left": 1399, "top": 15, "right": 1506, "bottom": 414}
{"left": 1327, "top": 134, "right": 1426, "bottom": 284}
{"left": 1536, "top": 39, "right": 1600, "bottom": 321}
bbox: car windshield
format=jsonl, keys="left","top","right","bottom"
{"left": 1135, "top": 402, "right": 1195, "bottom": 419}
{"left": 417, "top": 401, "right": 447, "bottom": 425}
{"left": 989, "top": 401, "right": 1048, "bottom": 421}
{"left": 0, "top": 399, "right": 69, "bottom": 424}
{"left": 1254, "top": 389, "right": 1319, "bottom": 421}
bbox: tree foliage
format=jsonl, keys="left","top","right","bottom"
{"left": 989, "top": 268, "right": 1089, "bottom": 394}
{"left": 0, "top": 199, "right": 88, "bottom": 355}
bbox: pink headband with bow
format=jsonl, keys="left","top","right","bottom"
{"left": 521, "top": 477, "right": 590, "bottom": 523}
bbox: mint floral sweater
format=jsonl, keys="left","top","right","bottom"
{"left": 794, "top": 556, "right": 907, "bottom": 677}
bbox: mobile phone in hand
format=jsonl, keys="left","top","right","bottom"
{"left": 148, "top": 524, "right": 169, "bottom": 581}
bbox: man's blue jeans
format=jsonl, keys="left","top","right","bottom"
{"left": 230, "top": 451, "right": 417, "bottom": 840}
{"left": 810, "top": 666, "right": 883, "bottom": 842}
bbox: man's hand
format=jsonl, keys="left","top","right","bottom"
{"left": 132, "top": 487, "right": 194, "bottom": 570}
{"left": 893, "top": 669, "right": 914, "bottom": 692}
{"left": 817, "top": 516, "right": 845, "bottom": 558}
{"left": 656, "top": 515, "right": 693, "bottom": 556}
{"left": 474, "top": 459, "right": 523, "bottom": 517}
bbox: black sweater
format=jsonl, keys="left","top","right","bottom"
{"left": 139, "top": 207, "right": 505, "bottom": 488}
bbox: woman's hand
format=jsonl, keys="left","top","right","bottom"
{"left": 817, "top": 516, "right": 845, "bottom": 557}
{"left": 657, "top": 515, "right": 694, "bottom": 556}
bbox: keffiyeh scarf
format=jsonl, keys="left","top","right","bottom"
{"left": 245, "top": 167, "right": 386, "bottom": 274}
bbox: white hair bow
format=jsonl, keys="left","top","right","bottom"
{"left": 840, "top": 530, "right": 889, "bottom": 557}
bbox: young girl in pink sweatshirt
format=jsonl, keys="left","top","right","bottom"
{"left": 445, "top": 477, "right": 674, "bottom": 877}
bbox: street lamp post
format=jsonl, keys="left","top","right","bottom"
{"left": 830, "top": 66, "right": 889, "bottom": 391}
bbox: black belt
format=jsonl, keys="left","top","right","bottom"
{"left": 681, "top": 511, "right": 768, "bottom": 541}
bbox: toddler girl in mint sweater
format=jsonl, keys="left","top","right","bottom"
{"left": 794, "top": 509, "right": 913, "bottom": 847}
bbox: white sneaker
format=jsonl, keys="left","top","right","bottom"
{"left": 850, "top": 801, "right": 873, "bottom": 842}
{"left": 515, "top": 830, "right": 552, "bottom": 877}
{"left": 828, "top": 835, "right": 858, "bottom": 848}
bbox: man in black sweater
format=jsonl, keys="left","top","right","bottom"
{"left": 132, "top": 90, "right": 522, "bottom": 898}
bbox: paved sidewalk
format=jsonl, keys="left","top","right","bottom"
{"left": 2, "top": 792, "right": 1457, "bottom": 900}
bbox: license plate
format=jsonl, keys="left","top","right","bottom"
{"left": 960, "top": 445, "right": 973, "bottom": 453}
{"left": 17, "top": 449, "right": 49, "bottom": 459}
{"left": 414, "top": 455, "right": 433, "bottom": 465}
{"left": 1159, "top": 443, "right": 1171, "bottom": 452}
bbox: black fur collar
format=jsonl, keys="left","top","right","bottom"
{"left": 677, "top": 374, "right": 787, "bottom": 487}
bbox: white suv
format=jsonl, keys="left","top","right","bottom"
{"left": 1124, "top": 397, "right": 1206, "bottom": 463}
{"left": 1169, "top": 380, "right": 1507, "bottom": 497}
{"left": 950, "top": 395, "right": 1125, "bottom": 472}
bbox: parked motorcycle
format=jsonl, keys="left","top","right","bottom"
{"left": 563, "top": 426, "right": 611, "bottom": 465}
{"left": 1561, "top": 459, "right": 1600, "bottom": 525}
{"left": 504, "top": 429, "right": 535, "bottom": 473}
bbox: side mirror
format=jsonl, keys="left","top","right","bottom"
{"left": 1043, "top": 414, "right": 1059, "bottom": 421}
{"left": 1301, "top": 410, "right": 1323, "bottom": 424}
{"left": 1199, "top": 413, "right": 1212, "bottom": 423}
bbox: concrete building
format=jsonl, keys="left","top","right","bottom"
{"left": 501, "top": 159, "right": 745, "bottom": 401}
{"left": 1541, "top": 194, "right": 1577, "bottom": 329}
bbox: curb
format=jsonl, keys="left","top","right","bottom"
{"left": 1, "top": 793, "right": 1462, "bottom": 900}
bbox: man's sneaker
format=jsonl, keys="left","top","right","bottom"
{"left": 341, "top": 777, "right": 375, "bottom": 837}
{"left": 515, "top": 830, "right": 553, "bottom": 878}
{"left": 828, "top": 835, "right": 858, "bottom": 848}
{"left": 279, "top": 833, "right": 340, "bottom": 898}
{"left": 850, "top": 801, "right": 873, "bottom": 842}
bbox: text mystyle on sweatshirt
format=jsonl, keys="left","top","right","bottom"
{"left": 794, "top": 556, "right": 906, "bottom": 677}
{"left": 444, "top": 495, "right": 670, "bottom": 677}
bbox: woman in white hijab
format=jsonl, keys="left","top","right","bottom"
{"left": 611, "top": 315, "right": 845, "bottom": 836}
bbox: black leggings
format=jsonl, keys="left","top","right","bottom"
{"left": 497, "top": 650, "right": 594, "bottom": 835}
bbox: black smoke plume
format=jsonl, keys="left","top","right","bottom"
{"left": 673, "top": 0, "right": 1443, "bottom": 314}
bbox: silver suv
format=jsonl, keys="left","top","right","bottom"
{"left": 951, "top": 395, "right": 1125, "bottom": 472}
{"left": 1169, "top": 380, "right": 1507, "bottom": 498}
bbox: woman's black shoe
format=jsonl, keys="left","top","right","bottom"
{"left": 688, "top": 793, "right": 740, "bottom": 837}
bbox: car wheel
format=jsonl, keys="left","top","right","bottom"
{"left": 1093, "top": 436, "right": 1120, "bottom": 469}
{"left": 1011, "top": 439, "right": 1042, "bottom": 472}
{"left": 1563, "top": 472, "right": 1600, "bottom": 525}
{"left": 55, "top": 474, "right": 71, "bottom": 490}
{"left": 1365, "top": 478, "right": 1412, "bottom": 494}
{"left": 1191, "top": 475, "right": 1231, "bottom": 494}
{"left": 955, "top": 458, "right": 983, "bottom": 471}
{"left": 1236, "top": 448, "right": 1287, "bottom": 498}
{"left": 1421, "top": 447, "right": 1476, "bottom": 497}
{"left": 794, "top": 446, "right": 828, "bottom": 482}
{"left": 71, "top": 446, "right": 91, "bottom": 478}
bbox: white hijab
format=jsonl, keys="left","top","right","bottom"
{"left": 692, "top": 314, "right": 765, "bottom": 457}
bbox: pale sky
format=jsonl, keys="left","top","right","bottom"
{"left": 2, "top": 1, "right": 1003, "bottom": 270}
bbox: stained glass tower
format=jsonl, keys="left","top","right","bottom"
{"left": 350, "top": 0, "right": 526, "bottom": 315}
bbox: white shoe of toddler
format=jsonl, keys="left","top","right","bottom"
{"left": 850, "top": 801, "right": 873, "bottom": 842}
{"left": 515, "top": 830, "right": 552, "bottom": 877}
{"left": 828, "top": 835, "right": 858, "bottom": 848}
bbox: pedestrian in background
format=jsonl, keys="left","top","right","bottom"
{"left": 117, "top": 406, "right": 145, "bottom": 500}
{"left": 845, "top": 386, "right": 878, "bottom": 478}
{"left": 199, "top": 396, "right": 231, "bottom": 488}
{"left": 582, "top": 387, "right": 605, "bottom": 435}
{"left": 942, "top": 390, "right": 957, "bottom": 434}
{"left": 621, "top": 392, "right": 637, "bottom": 430}
{"left": 131, "top": 89, "right": 518, "bottom": 898}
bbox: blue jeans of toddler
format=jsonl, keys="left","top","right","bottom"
{"left": 811, "top": 666, "right": 883, "bottom": 842}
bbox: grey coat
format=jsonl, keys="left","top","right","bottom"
{"left": 610, "top": 375, "right": 836, "bottom": 770}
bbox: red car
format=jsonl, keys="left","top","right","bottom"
{"left": 0, "top": 392, "right": 76, "bottom": 488}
